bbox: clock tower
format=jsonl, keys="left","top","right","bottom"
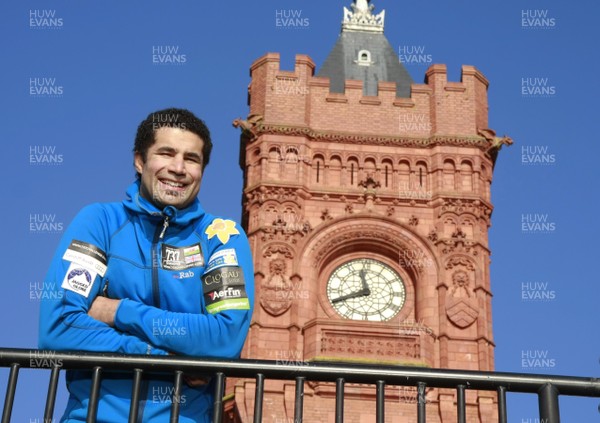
{"left": 229, "top": 1, "right": 509, "bottom": 422}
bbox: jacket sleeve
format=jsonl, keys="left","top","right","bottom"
{"left": 38, "top": 204, "right": 167, "bottom": 356}
{"left": 113, "top": 227, "right": 254, "bottom": 358}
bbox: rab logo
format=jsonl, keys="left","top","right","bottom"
{"left": 172, "top": 270, "right": 195, "bottom": 280}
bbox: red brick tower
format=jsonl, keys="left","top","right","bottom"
{"left": 229, "top": 1, "right": 509, "bottom": 421}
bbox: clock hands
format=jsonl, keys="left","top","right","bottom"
{"left": 331, "top": 268, "right": 371, "bottom": 304}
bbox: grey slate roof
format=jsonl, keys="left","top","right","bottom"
{"left": 317, "top": 31, "right": 414, "bottom": 98}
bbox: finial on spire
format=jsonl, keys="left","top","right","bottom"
{"left": 342, "top": 0, "right": 385, "bottom": 33}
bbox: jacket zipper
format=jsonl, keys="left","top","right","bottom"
{"left": 151, "top": 215, "right": 170, "bottom": 307}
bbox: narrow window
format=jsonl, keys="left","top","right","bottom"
{"left": 317, "top": 161, "right": 320, "bottom": 183}
{"left": 351, "top": 163, "right": 354, "bottom": 185}
{"left": 385, "top": 166, "right": 389, "bottom": 187}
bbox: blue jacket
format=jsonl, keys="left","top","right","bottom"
{"left": 39, "top": 181, "right": 254, "bottom": 422}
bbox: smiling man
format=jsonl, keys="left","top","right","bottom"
{"left": 38, "top": 108, "right": 254, "bottom": 422}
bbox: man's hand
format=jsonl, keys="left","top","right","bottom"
{"left": 88, "top": 296, "right": 120, "bottom": 327}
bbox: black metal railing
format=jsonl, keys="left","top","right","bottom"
{"left": 1, "top": 348, "right": 599, "bottom": 423}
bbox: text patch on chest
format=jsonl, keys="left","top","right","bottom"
{"left": 161, "top": 243, "right": 204, "bottom": 270}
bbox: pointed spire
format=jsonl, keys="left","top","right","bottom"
{"left": 342, "top": 0, "right": 385, "bottom": 33}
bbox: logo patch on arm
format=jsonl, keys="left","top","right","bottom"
{"left": 202, "top": 266, "right": 249, "bottom": 314}
{"left": 61, "top": 263, "right": 96, "bottom": 297}
{"left": 161, "top": 243, "right": 204, "bottom": 270}
{"left": 62, "top": 240, "right": 107, "bottom": 277}
{"left": 205, "top": 219, "right": 240, "bottom": 244}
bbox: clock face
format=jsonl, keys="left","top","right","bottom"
{"left": 326, "top": 258, "right": 406, "bottom": 322}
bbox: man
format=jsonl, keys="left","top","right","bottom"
{"left": 38, "top": 108, "right": 254, "bottom": 422}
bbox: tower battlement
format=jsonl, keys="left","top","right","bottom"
{"left": 249, "top": 53, "right": 489, "bottom": 137}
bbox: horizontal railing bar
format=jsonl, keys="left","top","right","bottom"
{"left": 1, "top": 348, "right": 599, "bottom": 398}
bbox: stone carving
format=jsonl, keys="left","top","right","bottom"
{"left": 445, "top": 270, "right": 478, "bottom": 328}
{"left": 246, "top": 186, "right": 299, "bottom": 206}
{"left": 260, "top": 259, "right": 292, "bottom": 316}
{"left": 408, "top": 215, "right": 419, "bottom": 226}
{"left": 321, "top": 332, "right": 420, "bottom": 359}
{"left": 232, "top": 113, "right": 263, "bottom": 138}
{"left": 478, "top": 128, "right": 514, "bottom": 154}
{"left": 343, "top": 0, "right": 385, "bottom": 32}
{"left": 445, "top": 256, "right": 475, "bottom": 271}
{"left": 386, "top": 206, "right": 395, "bottom": 217}
{"left": 263, "top": 244, "right": 294, "bottom": 259}
{"left": 321, "top": 209, "right": 333, "bottom": 221}
{"left": 440, "top": 198, "right": 492, "bottom": 224}
{"left": 242, "top": 123, "right": 493, "bottom": 152}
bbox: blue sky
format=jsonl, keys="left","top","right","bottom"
{"left": 1, "top": 0, "right": 599, "bottom": 421}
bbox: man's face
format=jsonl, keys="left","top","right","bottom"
{"left": 134, "top": 127, "right": 204, "bottom": 210}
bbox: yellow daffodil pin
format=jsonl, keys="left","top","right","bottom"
{"left": 205, "top": 219, "right": 240, "bottom": 244}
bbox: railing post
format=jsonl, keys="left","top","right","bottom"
{"left": 335, "top": 378, "right": 345, "bottom": 423}
{"left": 417, "top": 382, "right": 427, "bottom": 423}
{"left": 1, "top": 363, "right": 20, "bottom": 423}
{"left": 538, "top": 383, "right": 560, "bottom": 423}
{"left": 456, "top": 384, "right": 466, "bottom": 423}
{"left": 43, "top": 365, "right": 61, "bottom": 423}
{"left": 170, "top": 370, "right": 183, "bottom": 423}
{"left": 497, "top": 386, "right": 507, "bottom": 423}
{"left": 212, "top": 372, "right": 226, "bottom": 423}
{"left": 294, "top": 376, "right": 305, "bottom": 423}
{"left": 86, "top": 366, "right": 102, "bottom": 423}
{"left": 253, "top": 373, "right": 265, "bottom": 423}
{"left": 375, "top": 380, "right": 385, "bottom": 423}
{"left": 128, "top": 369, "right": 143, "bottom": 423}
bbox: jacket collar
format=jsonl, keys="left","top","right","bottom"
{"left": 122, "top": 180, "right": 205, "bottom": 226}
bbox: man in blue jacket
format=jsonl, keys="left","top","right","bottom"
{"left": 39, "top": 108, "right": 254, "bottom": 422}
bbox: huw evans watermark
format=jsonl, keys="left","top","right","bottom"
{"left": 521, "top": 282, "right": 556, "bottom": 302}
{"left": 152, "top": 318, "right": 187, "bottom": 337}
{"left": 29, "top": 145, "right": 64, "bottom": 165}
{"left": 29, "top": 214, "right": 64, "bottom": 234}
{"left": 29, "top": 10, "right": 63, "bottom": 29}
{"left": 29, "top": 78, "right": 63, "bottom": 97}
{"left": 30, "top": 281, "right": 64, "bottom": 301}
{"left": 521, "top": 77, "right": 556, "bottom": 98}
{"left": 521, "top": 145, "right": 556, "bottom": 165}
{"left": 521, "top": 350, "right": 556, "bottom": 370}
{"left": 521, "top": 214, "right": 556, "bottom": 234}
{"left": 275, "top": 10, "right": 310, "bottom": 29}
{"left": 152, "top": 45, "right": 187, "bottom": 65}
{"left": 398, "top": 45, "right": 432, "bottom": 66}
{"left": 521, "top": 10, "right": 556, "bottom": 29}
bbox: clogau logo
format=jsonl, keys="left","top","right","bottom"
{"left": 521, "top": 350, "right": 556, "bottom": 370}
{"left": 152, "top": 45, "right": 187, "bottom": 65}
{"left": 521, "top": 214, "right": 556, "bottom": 234}
{"left": 29, "top": 145, "right": 64, "bottom": 165}
{"left": 521, "top": 146, "right": 556, "bottom": 165}
{"left": 521, "top": 78, "right": 556, "bottom": 98}
{"left": 521, "top": 10, "right": 556, "bottom": 29}
{"left": 29, "top": 78, "right": 63, "bottom": 97}
{"left": 29, "top": 351, "right": 62, "bottom": 368}
{"left": 399, "top": 113, "right": 431, "bottom": 132}
{"left": 30, "top": 281, "right": 64, "bottom": 301}
{"left": 29, "top": 214, "right": 64, "bottom": 234}
{"left": 152, "top": 386, "right": 187, "bottom": 404}
{"left": 521, "top": 282, "right": 556, "bottom": 302}
{"left": 275, "top": 10, "right": 309, "bottom": 29}
{"left": 398, "top": 182, "right": 432, "bottom": 200}
{"left": 398, "top": 45, "right": 432, "bottom": 65}
{"left": 152, "top": 318, "right": 187, "bottom": 336}
{"left": 273, "top": 77, "right": 309, "bottom": 96}
{"left": 29, "top": 10, "right": 63, "bottom": 29}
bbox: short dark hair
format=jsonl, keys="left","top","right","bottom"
{"left": 133, "top": 108, "right": 213, "bottom": 176}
